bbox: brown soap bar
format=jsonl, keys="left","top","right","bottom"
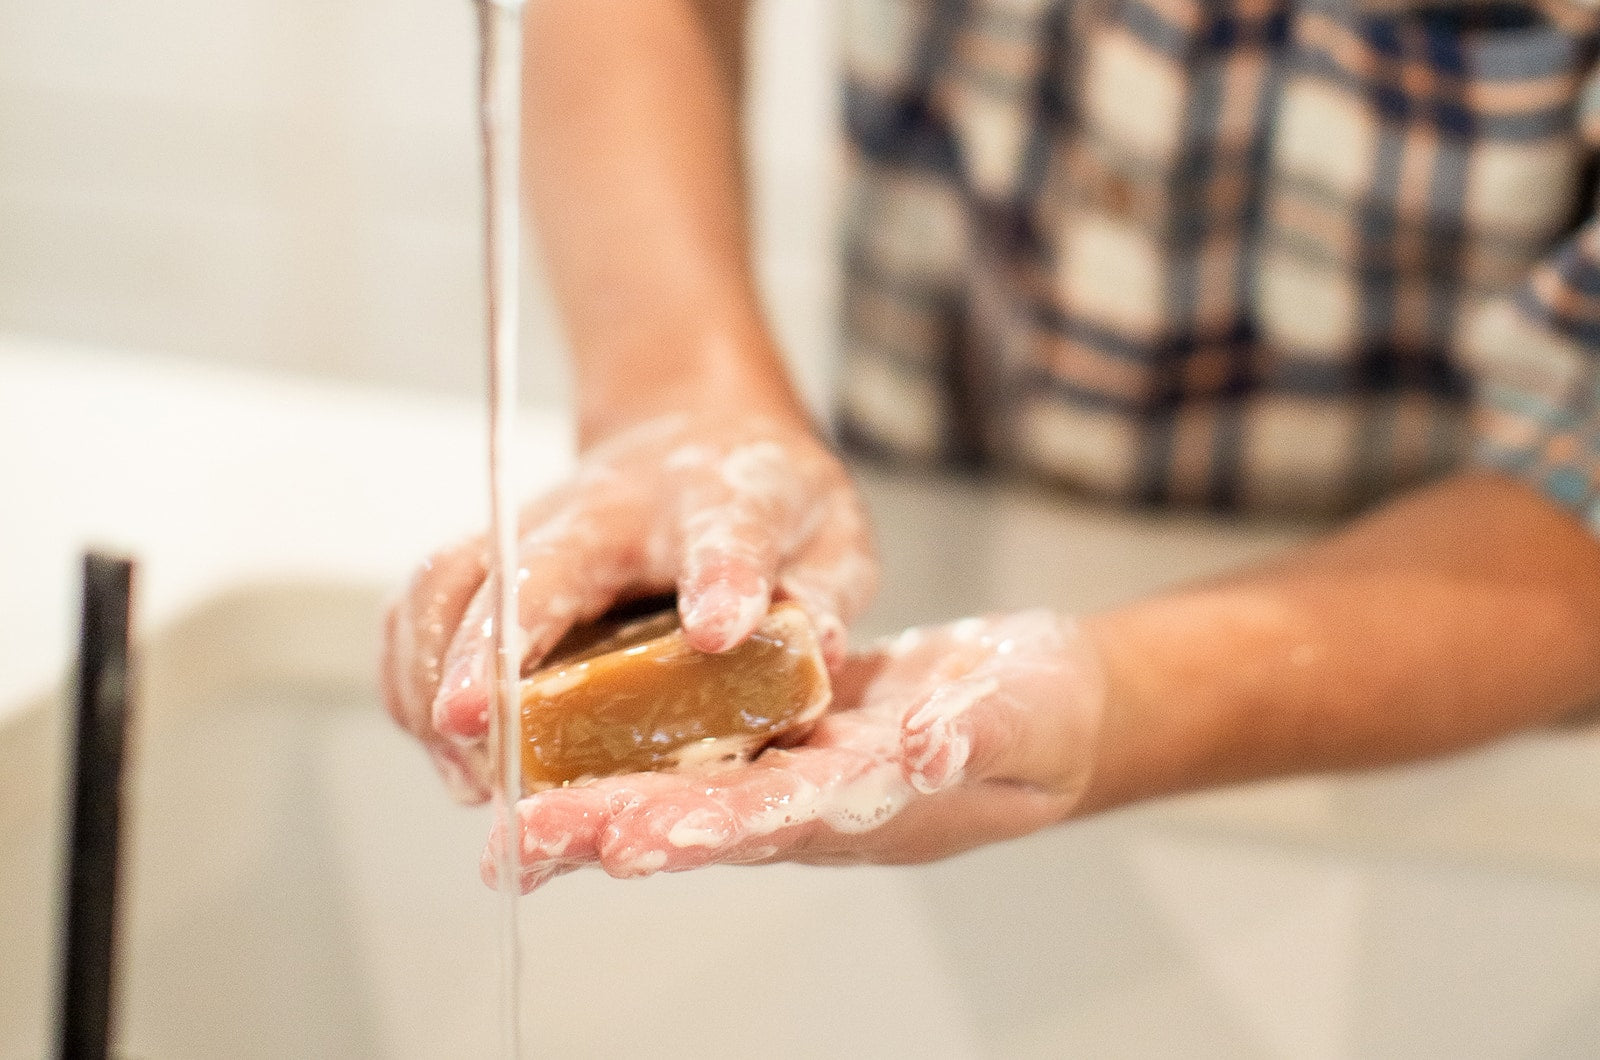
{"left": 518, "top": 601, "right": 831, "bottom": 792}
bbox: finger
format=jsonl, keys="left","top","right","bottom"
{"left": 481, "top": 788, "right": 604, "bottom": 891}
{"left": 384, "top": 537, "right": 485, "bottom": 734}
{"left": 675, "top": 504, "right": 777, "bottom": 654}
{"left": 481, "top": 772, "right": 686, "bottom": 892}
{"left": 484, "top": 834, "right": 570, "bottom": 893}
{"left": 432, "top": 492, "right": 652, "bottom": 744}
{"left": 885, "top": 616, "right": 1015, "bottom": 796}
{"left": 596, "top": 744, "right": 912, "bottom": 878}
{"left": 481, "top": 858, "right": 564, "bottom": 895}
{"left": 899, "top": 674, "right": 1005, "bottom": 795}
{"left": 382, "top": 538, "right": 494, "bottom": 803}
{"left": 484, "top": 653, "right": 915, "bottom": 886}
{"left": 775, "top": 494, "right": 879, "bottom": 666}
{"left": 674, "top": 441, "right": 808, "bottom": 653}
{"left": 413, "top": 735, "right": 491, "bottom": 804}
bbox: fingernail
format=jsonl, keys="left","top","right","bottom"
{"left": 683, "top": 582, "right": 761, "bottom": 652}
{"left": 685, "top": 581, "right": 737, "bottom": 622}
{"left": 481, "top": 842, "right": 558, "bottom": 893}
{"left": 480, "top": 845, "right": 499, "bottom": 888}
{"left": 519, "top": 866, "right": 560, "bottom": 894}
{"left": 434, "top": 653, "right": 491, "bottom": 741}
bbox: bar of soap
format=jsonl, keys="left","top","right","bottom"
{"left": 518, "top": 601, "right": 831, "bottom": 792}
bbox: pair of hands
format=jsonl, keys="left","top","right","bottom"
{"left": 381, "top": 413, "right": 1106, "bottom": 891}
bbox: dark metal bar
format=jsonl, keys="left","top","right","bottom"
{"left": 56, "top": 552, "right": 135, "bottom": 1060}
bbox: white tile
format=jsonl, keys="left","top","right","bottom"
{"left": 0, "top": 0, "right": 845, "bottom": 404}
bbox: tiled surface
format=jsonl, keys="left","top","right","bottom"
{"left": 0, "top": 0, "right": 842, "bottom": 411}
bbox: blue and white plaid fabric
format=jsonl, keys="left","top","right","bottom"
{"left": 837, "top": 0, "right": 1600, "bottom": 525}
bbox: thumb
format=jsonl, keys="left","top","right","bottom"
{"left": 898, "top": 610, "right": 1102, "bottom": 801}
{"left": 898, "top": 674, "right": 1011, "bottom": 794}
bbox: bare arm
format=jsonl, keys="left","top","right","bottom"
{"left": 1079, "top": 472, "right": 1600, "bottom": 815}
{"left": 524, "top": 0, "right": 806, "bottom": 442}
{"left": 383, "top": 2, "right": 878, "bottom": 798}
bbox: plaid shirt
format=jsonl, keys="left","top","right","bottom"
{"left": 836, "top": 0, "right": 1600, "bottom": 526}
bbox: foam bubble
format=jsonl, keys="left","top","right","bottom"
{"left": 667, "top": 810, "right": 730, "bottom": 849}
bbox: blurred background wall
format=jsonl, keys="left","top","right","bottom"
{"left": 0, "top": 0, "right": 842, "bottom": 411}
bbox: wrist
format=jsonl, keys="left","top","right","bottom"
{"left": 1074, "top": 584, "right": 1335, "bottom": 817}
{"left": 1071, "top": 602, "right": 1232, "bottom": 818}
{"left": 574, "top": 326, "right": 811, "bottom": 449}
{"left": 1066, "top": 612, "right": 1140, "bottom": 818}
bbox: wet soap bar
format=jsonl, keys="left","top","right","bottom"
{"left": 518, "top": 601, "right": 831, "bottom": 792}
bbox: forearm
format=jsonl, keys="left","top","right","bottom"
{"left": 1078, "top": 473, "right": 1600, "bottom": 815}
{"left": 524, "top": 0, "right": 806, "bottom": 444}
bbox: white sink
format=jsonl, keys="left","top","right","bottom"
{"left": 0, "top": 580, "right": 982, "bottom": 1058}
{"left": 5, "top": 341, "right": 1599, "bottom": 1057}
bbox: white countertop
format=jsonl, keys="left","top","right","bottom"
{"left": 1, "top": 335, "right": 573, "bottom": 716}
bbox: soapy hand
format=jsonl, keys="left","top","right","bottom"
{"left": 484, "top": 610, "right": 1106, "bottom": 891}
{"left": 380, "top": 412, "right": 877, "bottom": 802}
